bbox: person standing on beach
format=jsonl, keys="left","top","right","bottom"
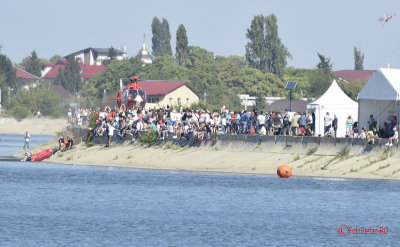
{"left": 324, "top": 112, "right": 332, "bottom": 135}
{"left": 23, "top": 131, "right": 30, "bottom": 150}
{"left": 332, "top": 114, "right": 338, "bottom": 137}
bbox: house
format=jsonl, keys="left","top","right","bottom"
{"left": 42, "top": 60, "right": 106, "bottom": 81}
{"left": 137, "top": 81, "right": 200, "bottom": 109}
{"left": 64, "top": 47, "right": 126, "bottom": 65}
{"left": 333, "top": 70, "right": 375, "bottom": 83}
{"left": 13, "top": 66, "right": 40, "bottom": 89}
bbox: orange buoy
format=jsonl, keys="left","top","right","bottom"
{"left": 277, "top": 165, "right": 292, "bottom": 178}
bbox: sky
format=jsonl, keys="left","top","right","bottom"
{"left": 0, "top": 0, "right": 399, "bottom": 70}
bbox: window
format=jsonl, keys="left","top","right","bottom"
{"left": 169, "top": 98, "right": 172, "bottom": 103}
{"left": 186, "top": 98, "right": 189, "bottom": 104}
{"left": 177, "top": 98, "right": 181, "bottom": 105}
{"left": 148, "top": 97, "right": 159, "bottom": 103}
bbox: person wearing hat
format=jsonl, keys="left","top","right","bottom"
{"left": 386, "top": 126, "right": 398, "bottom": 147}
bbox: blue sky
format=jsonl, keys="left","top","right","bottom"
{"left": 0, "top": 0, "right": 398, "bottom": 70}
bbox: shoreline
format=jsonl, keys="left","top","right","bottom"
{"left": 37, "top": 142, "right": 400, "bottom": 181}
{"left": 44, "top": 158, "right": 400, "bottom": 182}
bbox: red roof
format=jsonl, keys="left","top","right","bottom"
{"left": 15, "top": 68, "right": 38, "bottom": 79}
{"left": 333, "top": 70, "right": 375, "bottom": 82}
{"left": 138, "top": 81, "right": 199, "bottom": 97}
{"left": 43, "top": 61, "right": 106, "bottom": 79}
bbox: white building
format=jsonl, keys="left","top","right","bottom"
{"left": 64, "top": 47, "right": 126, "bottom": 65}
{"left": 136, "top": 38, "right": 154, "bottom": 64}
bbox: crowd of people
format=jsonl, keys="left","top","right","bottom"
{"left": 67, "top": 106, "right": 399, "bottom": 146}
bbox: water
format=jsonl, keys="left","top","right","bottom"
{"left": 0, "top": 134, "right": 55, "bottom": 156}
{"left": 0, "top": 135, "right": 399, "bottom": 246}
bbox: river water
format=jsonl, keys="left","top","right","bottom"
{"left": 0, "top": 134, "right": 398, "bottom": 246}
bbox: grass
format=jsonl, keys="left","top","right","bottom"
{"left": 336, "top": 147, "right": 350, "bottom": 161}
{"left": 392, "top": 169, "right": 400, "bottom": 174}
{"left": 292, "top": 153, "right": 301, "bottom": 161}
{"left": 306, "top": 146, "right": 318, "bottom": 156}
{"left": 349, "top": 167, "right": 359, "bottom": 173}
{"left": 127, "top": 155, "right": 132, "bottom": 159}
{"left": 297, "top": 157, "right": 322, "bottom": 168}
{"left": 376, "top": 164, "right": 390, "bottom": 171}
{"left": 379, "top": 150, "right": 394, "bottom": 161}
{"left": 66, "top": 156, "right": 72, "bottom": 161}
{"left": 164, "top": 144, "right": 180, "bottom": 150}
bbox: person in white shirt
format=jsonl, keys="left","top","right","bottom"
{"left": 324, "top": 112, "right": 332, "bottom": 135}
{"left": 257, "top": 112, "right": 266, "bottom": 129}
{"left": 106, "top": 122, "right": 115, "bottom": 147}
{"left": 386, "top": 127, "right": 398, "bottom": 147}
{"left": 23, "top": 131, "right": 30, "bottom": 150}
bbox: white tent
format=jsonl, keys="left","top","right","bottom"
{"left": 358, "top": 68, "right": 400, "bottom": 131}
{"left": 307, "top": 79, "right": 358, "bottom": 137}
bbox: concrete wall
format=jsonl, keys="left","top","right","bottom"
{"left": 72, "top": 127, "right": 397, "bottom": 156}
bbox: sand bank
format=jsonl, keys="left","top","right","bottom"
{"left": 0, "top": 117, "right": 67, "bottom": 135}
{"left": 36, "top": 141, "right": 400, "bottom": 181}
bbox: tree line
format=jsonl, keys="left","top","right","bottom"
{"left": 0, "top": 14, "right": 367, "bottom": 118}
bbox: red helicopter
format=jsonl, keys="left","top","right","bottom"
{"left": 108, "top": 76, "right": 147, "bottom": 109}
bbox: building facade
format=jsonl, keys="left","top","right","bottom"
{"left": 64, "top": 47, "right": 126, "bottom": 65}
{"left": 138, "top": 81, "right": 200, "bottom": 109}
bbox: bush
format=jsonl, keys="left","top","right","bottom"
{"left": 86, "top": 141, "right": 95, "bottom": 147}
{"left": 9, "top": 105, "right": 31, "bottom": 121}
{"left": 89, "top": 111, "right": 98, "bottom": 128}
{"left": 139, "top": 130, "right": 157, "bottom": 146}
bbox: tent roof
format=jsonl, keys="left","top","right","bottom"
{"left": 308, "top": 79, "right": 357, "bottom": 108}
{"left": 358, "top": 68, "right": 400, "bottom": 100}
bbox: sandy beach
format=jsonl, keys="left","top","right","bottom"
{"left": 0, "top": 117, "right": 67, "bottom": 135}
{"left": 29, "top": 140, "right": 400, "bottom": 181}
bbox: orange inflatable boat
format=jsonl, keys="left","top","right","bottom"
{"left": 30, "top": 148, "right": 53, "bottom": 162}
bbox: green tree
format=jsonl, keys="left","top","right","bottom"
{"left": 316, "top": 53, "right": 332, "bottom": 71}
{"left": 176, "top": 24, "right": 189, "bottom": 66}
{"left": 245, "top": 14, "right": 291, "bottom": 78}
{"left": 25, "top": 50, "right": 42, "bottom": 77}
{"left": 0, "top": 54, "right": 17, "bottom": 108}
{"left": 82, "top": 57, "right": 143, "bottom": 101}
{"left": 102, "top": 47, "right": 117, "bottom": 65}
{"left": 8, "top": 84, "right": 63, "bottom": 118}
{"left": 54, "top": 67, "right": 66, "bottom": 85}
{"left": 283, "top": 67, "right": 311, "bottom": 100}
{"left": 354, "top": 46, "right": 364, "bottom": 70}
{"left": 337, "top": 80, "right": 366, "bottom": 101}
{"left": 63, "top": 56, "right": 82, "bottom": 94}
{"left": 151, "top": 17, "right": 172, "bottom": 57}
{"left": 308, "top": 68, "right": 333, "bottom": 97}
{"left": 49, "top": 54, "right": 64, "bottom": 64}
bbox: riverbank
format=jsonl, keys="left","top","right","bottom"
{"left": 39, "top": 141, "right": 400, "bottom": 181}
{"left": 0, "top": 117, "right": 67, "bottom": 135}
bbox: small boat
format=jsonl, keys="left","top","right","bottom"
{"left": 0, "top": 156, "right": 21, "bottom": 162}
{"left": 30, "top": 148, "right": 53, "bottom": 162}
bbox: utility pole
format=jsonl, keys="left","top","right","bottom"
{"left": 203, "top": 92, "right": 207, "bottom": 104}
